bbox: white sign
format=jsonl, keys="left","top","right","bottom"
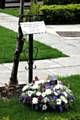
{"left": 20, "top": 21, "right": 46, "bottom": 34}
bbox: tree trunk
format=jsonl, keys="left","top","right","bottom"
{"left": 10, "top": 25, "right": 24, "bottom": 85}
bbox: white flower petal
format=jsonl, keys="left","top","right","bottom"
{"left": 36, "top": 92, "right": 41, "bottom": 96}
{"left": 42, "top": 92, "right": 46, "bottom": 97}
{"left": 35, "top": 81, "right": 39, "bottom": 85}
{"left": 42, "top": 104, "right": 47, "bottom": 110}
{"left": 43, "top": 97, "right": 49, "bottom": 103}
{"left": 38, "top": 80, "right": 46, "bottom": 84}
{"left": 28, "top": 91, "right": 33, "bottom": 97}
{"left": 32, "top": 84, "right": 39, "bottom": 90}
{"left": 45, "top": 89, "right": 52, "bottom": 95}
{"left": 54, "top": 91, "right": 59, "bottom": 96}
{"left": 60, "top": 96, "right": 68, "bottom": 104}
{"left": 32, "top": 97, "right": 38, "bottom": 104}
{"left": 62, "top": 92, "right": 68, "bottom": 97}
{"left": 56, "top": 99, "right": 62, "bottom": 105}
{"left": 22, "top": 85, "right": 29, "bottom": 92}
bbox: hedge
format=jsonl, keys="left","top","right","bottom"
{"left": 44, "top": 0, "right": 80, "bottom": 5}
{"left": 39, "top": 4, "right": 80, "bottom": 24}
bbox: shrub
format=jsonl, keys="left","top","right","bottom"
{"left": 43, "top": 0, "right": 80, "bottom": 5}
{"left": 40, "top": 4, "right": 80, "bottom": 24}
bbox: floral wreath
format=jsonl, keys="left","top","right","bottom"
{"left": 20, "top": 74, "right": 74, "bottom": 112}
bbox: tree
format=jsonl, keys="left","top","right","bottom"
{"left": 10, "top": 0, "right": 24, "bottom": 85}
{"left": 10, "top": 0, "right": 38, "bottom": 85}
{"left": 10, "top": 24, "right": 24, "bottom": 85}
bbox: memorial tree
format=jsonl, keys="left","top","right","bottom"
{"left": 10, "top": 0, "right": 38, "bottom": 85}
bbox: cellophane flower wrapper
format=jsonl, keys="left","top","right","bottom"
{"left": 20, "top": 76, "right": 74, "bottom": 112}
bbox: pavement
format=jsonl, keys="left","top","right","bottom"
{"left": 0, "top": 13, "right": 80, "bottom": 86}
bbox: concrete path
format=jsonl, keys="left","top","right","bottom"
{"left": 0, "top": 13, "right": 80, "bottom": 86}
{"left": 0, "top": 56, "right": 80, "bottom": 86}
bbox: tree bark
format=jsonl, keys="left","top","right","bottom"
{"left": 10, "top": 25, "right": 24, "bottom": 85}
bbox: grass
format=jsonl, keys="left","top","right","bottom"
{"left": 0, "top": 75, "right": 80, "bottom": 120}
{"left": 0, "top": 8, "right": 19, "bottom": 16}
{"left": 0, "top": 8, "right": 29, "bottom": 17}
{"left": 0, "top": 26, "right": 67, "bottom": 63}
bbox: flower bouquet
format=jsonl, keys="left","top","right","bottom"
{"left": 20, "top": 75, "right": 74, "bottom": 112}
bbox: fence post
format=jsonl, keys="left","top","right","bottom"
{"left": 0, "top": 0, "right": 5, "bottom": 9}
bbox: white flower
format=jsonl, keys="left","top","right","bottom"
{"left": 42, "top": 92, "right": 46, "bottom": 97}
{"left": 55, "top": 84, "right": 63, "bottom": 90}
{"left": 36, "top": 92, "right": 41, "bottom": 96}
{"left": 32, "top": 97, "right": 38, "bottom": 104}
{"left": 60, "top": 96, "right": 68, "bottom": 104}
{"left": 43, "top": 97, "right": 49, "bottom": 103}
{"left": 32, "top": 84, "right": 39, "bottom": 90}
{"left": 22, "top": 85, "right": 29, "bottom": 92}
{"left": 57, "top": 80, "right": 63, "bottom": 85}
{"left": 45, "top": 89, "right": 52, "bottom": 95}
{"left": 56, "top": 99, "right": 62, "bottom": 105}
{"left": 53, "top": 91, "right": 59, "bottom": 96}
{"left": 62, "top": 91, "right": 68, "bottom": 97}
{"left": 42, "top": 104, "right": 47, "bottom": 110}
{"left": 38, "top": 80, "right": 46, "bottom": 84}
{"left": 35, "top": 80, "right": 39, "bottom": 85}
{"left": 47, "top": 79, "right": 50, "bottom": 82}
{"left": 28, "top": 90, "right": 33, "bottom": 97}
{"left": 53, "top": 84, "right": 63, "bottom": 96}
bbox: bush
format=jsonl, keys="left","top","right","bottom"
{"left": 44, "top": 0, "right": 80, "bottom": 5}
{"left": 40, "top": 4, "right": 80, "bottom": 24}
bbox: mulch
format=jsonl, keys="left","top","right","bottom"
{"left": 0, "top": 84, "right": 25, "bottom": 99}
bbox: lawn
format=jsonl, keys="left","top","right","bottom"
{"left": 0, "top": 26, "right": 67, "bottom": 63}
{"left": 0, "top": 8, "right": 29, "bottom": 17}
{"left": 0, "top": 8, "right": 19, "bottom": 16}
{"left": 0, "top": 75, "right": 80, "bottom": 120}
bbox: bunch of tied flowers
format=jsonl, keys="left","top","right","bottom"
{"left": 20, "top": 74, "right": 74, "bottom": 112}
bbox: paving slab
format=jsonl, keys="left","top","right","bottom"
{"left": 3, "top": 62, "right": 27, "bottom": 72}
{"left": 34, "top": 60, "right": 62, "bottom": 69}
{"left": 47, "top": 25, "right": 80, "bottom": 32}
{"left": 51, "top": 43, "right": 80, "bottom": 56}
{"left": 0, "top": 57, "right": 80, "bottom": 86}
{"left": 0, "top": 64, "right": 11, "bottom": 73}
{"left": 0, "top": 13, "right": 18, "bottom": 32}
{"left": 0, "top": 72, "right": 10, "bottom": 86}
{"left": 51, "top": 56, "right": 80, "bottom": 67}
{"left": 47, "top": 66, "right": 80, "bottom": 77}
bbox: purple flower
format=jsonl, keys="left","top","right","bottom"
{"left": 53, "top": 96, "right": 58, "bottom": 100}
{"left": 57, "top": 105, "right": 63, "bottom": 113}
{"left": 38, "top": 95, "right": 43, "bottom": 101}
{"left": 45, "top": 83, "right": 51, "bottom": 89}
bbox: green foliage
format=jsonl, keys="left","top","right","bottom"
{"left": 43, "top": 0, "right": 80, "bottom": 5}
{"left": 29, "top": 4, "right": 42, "bottom": 21}
{"left": 40, "top": 4, "right": 80, "bottom": 24}
{"left": 1, "top": 116, "right": 10, "bottom": 120}
{"left": 0, "top": 75, "right": 80, "bottom": 120}
{"left": 0, "top": 8, "right": 29, "bottom": 18}
{"left": 0, "top": 8, "right": 19, "bottom": 17}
